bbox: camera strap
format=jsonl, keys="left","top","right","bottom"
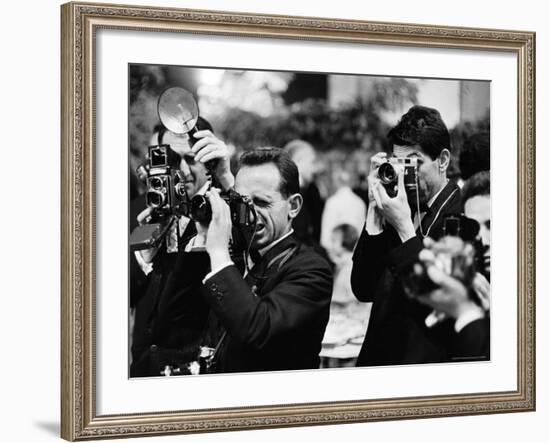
{"left": 416, "top": 177, "right": 458, "bottom": 238}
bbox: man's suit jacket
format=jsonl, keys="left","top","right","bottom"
{"left": 202, "top": 234, "right": 333, "bottom": 373}
{"left": 130, "top": 196, "right": 202, "bottom": 377}
{"left": 454, "top": 317, "right": 490, "bottom": 360}
{"left": 351, "top": 180, "right": 470, "bottom": 366}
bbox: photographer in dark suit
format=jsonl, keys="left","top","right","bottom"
{"left": 130, "top": 118, "right": 232, "bottom": 377}
{"left": 351, "top": 105, "right": 462, "bottom": 366}
{"left": 168, "top": 148, "right": 333, "bottom": 373}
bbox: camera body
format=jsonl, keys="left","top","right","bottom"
{"left": 187, "top": 189, "right": 257, "bottom": 228}
{"left": 178, "top": 188, "right": 257, "bottom": 260}
{"left": 129, "top": 144, "right": 188, "bottom": 251}
{"left": 443, "top": 214, "right": 490, "bottom": 281}
{"left": 144, "top": 144, "right": 188, "bottom": 218}
{"left": 377, "top": 157, "right": 419, "bottom": 197}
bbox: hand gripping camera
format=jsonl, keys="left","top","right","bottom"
{"left": 130, "top": 87, "right": 257, "bottom": 252}
{"left": 130, "top": 87, "right": 203, "bottom": 251}
{"left": 401, "top": 214, "right": 488, "bottom": 298}
{"left": 184, "top": 188, "right": 257, "bottom": 266}
{"left": 187, "top": 189, "right": 256, "bottom": 228}
{"left": 153, "top": 88, "right": 257, "bottom": 238}
{"left": 377, "top": 157, "right": 419, "bottom": 197}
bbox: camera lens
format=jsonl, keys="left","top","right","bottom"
{"left": 149, "top": 177, "right": 164, "bottom": 190}
{"left": 146, "top": 191, "right": 165, "bottom": 208}
{"left": 174, "top": 182, "right": 186, "bottom": 197}
{"left": 378, "top": 162, "right": 397, "bottom": 184}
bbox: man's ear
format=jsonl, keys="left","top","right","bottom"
{"left": 438, "top": 148, "right": 451, "bottom": 172}
{"left": 288, "top": 193, "right": 303, "bottom": 220}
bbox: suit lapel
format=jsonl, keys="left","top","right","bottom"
{"left": 418, "top": 181, "right": 460, "bottom": 236}
{"left": 246, "top": 234, "right": 299, "bottom": 296}
{"left": 178, "top": 218, "right": 197, "bottom": 248}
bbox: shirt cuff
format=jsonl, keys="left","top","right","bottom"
{"left": 134, "top": 251, "right": 153, "bottom": 276}
{"left": 365, "top": 206, "right": 383, "bottom": 235}
{"left": 425, "top": 310, "right": 447, "bottom": 328}
{"left": 184, "top": 234, "right": 207, "bottom": 252}
{"left": 202, "top": 261, "right": 234, "bottom": 284}
{"left": 455, "top": 307, "right": 486, "bottom": 333}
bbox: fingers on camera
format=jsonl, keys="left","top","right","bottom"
{"left": 192, "top": 135, "right": 214, "bottom": 153}
{"left": 193, "top": 129, "right": 213, "bottom": 138}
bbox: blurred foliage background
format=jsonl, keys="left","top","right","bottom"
{"left": 129, "top": 65, "right": 490, "bottom": 198}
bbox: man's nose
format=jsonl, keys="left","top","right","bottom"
{"left": 480, "top": 224, "right": 490, "bottom": 247}
{"left": 179, "top": 159, "right": 192, "bottom": 178}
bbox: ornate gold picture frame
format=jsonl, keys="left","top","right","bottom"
{"left": 61, "top": 1, "right": 535, "bottom": 440}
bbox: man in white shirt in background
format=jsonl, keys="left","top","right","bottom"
{"left": 320, "top": 169, "right": 366, "bottom": 253}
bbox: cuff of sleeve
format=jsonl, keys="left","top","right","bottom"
{"left": 134, "top": 251, "right": 153, "bottom": 276}
{"left": 365, "top": 206, "right": 383, "bottom": 235}
{"left": 455, "top": 307, "right": 486, "bottom": 333}
{"left": 202, "top": 261, "right": 234, "bottom": 284}
{"left": 425, "top": 310, "right": 447, "bottom": 328}
{"left": 184, "top": 235, "right": 207, "bottom": 252}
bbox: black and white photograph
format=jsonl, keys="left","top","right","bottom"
{"left": 128, "top": 64, "right": 491, "bottom": 378}
{"left": 54, "top": 2, "right": 538, "bottom": 440}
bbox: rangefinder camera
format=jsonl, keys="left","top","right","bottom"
{"left": 377, "top": 157, "right": 419, "bottom": 197}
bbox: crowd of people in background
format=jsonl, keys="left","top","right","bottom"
{"left": 129, "top": 102, "right": 491, "bottom": 376}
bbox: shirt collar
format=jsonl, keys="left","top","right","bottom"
{"left": 259, "top": 228, "right": 295, "bottom": 257}
{"left": 196, "top": 181, "right": 211, "bottom": 196}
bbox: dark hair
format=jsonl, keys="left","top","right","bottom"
{"left": 157, "top": 116, "right": 213, "bottom": 145}
{"left": 239, "top": 148, "right": 300, "bottom": 197}
{"left": 387, "top": 105, "right": 450, "bottom": 159}
{"left": 462, "top": 170, "right": 490, "bottom": 204}
{"left": 332, "top": 224, "right": 359, "bottom": 252}
{"left": 459, "top": 132, "right": 490, "bottom": 180}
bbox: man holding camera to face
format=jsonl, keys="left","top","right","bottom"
{"left": 163, "top": 148, "right": 333, "bottom": 374}
{"left": 351, "top": 105, "right": 463, "bottom": 366}
{"left": 130, "top": 118, "right": 233, "bottom": 377}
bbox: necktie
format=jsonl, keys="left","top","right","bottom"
{"left": 244, "top": 257, "right": 265, "bottom": 297}
{"left": 165, "top": 216, "right": 190, "bottom": 253}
